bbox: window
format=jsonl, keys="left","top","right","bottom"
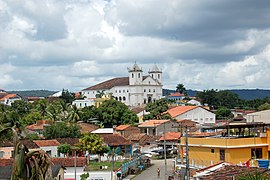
{"left": 0, "top": 151, "right": 4, "bottom": 158}
{"left": 251, "top": 148, "right": 262, "bottom": 159}
{"left": 152, "top": 74, "right": 153, "bottom": 78}
{"left": 115, "top": 97, "right": 118, "bottom": 101}
{"left": 127, "top": 90, "right": 129, "bottom": 92}
{"left": 144, "top": 89, "right": 146, "bottom": 92}
{"left": 149, "top": 81, "right": 150, "bottom": 84}
{"left": 87, "top": 92, "right": 89, "bottom": 94}
{"left": 149, "top": 89, "right": 151, "bottom": 92}
{"left": 93, "top": 91, "right": 95, "bottom": 94}
{"left": 80, "top": 103, "right": 82, "bottom": 107}
{"left": 211, "top": 149, "right": 214, "bottom": 153}
{"left": 138, "top": 73, "right": 140, "bottom": 78}
{"left": 123, "top": 90, "right": 125, "bottom": 93}
{"left": 220, "top": 149, "right": 225, "bottom": 161}
{"left": 115, "top": 90, "right": 117, "bottom": 93}
{"left": 153, "top": 89, "right": 155, "bottom": 92}
{"left": 46, "top": 150, "right": 52, "bottom": 156}
{"left": 119, "top": 97, "right": 122, "bottom": 101}
{"left": 119, "top": 90, "right": 121, "bottom": 93}
{"left": 132, "top": 73, "right": 134, "bottom": 78}
{"left": 158, "top": 74, "right": 160, "bottom": 79}
{"left": 85, "top": 103, "right": 87, "bottom": 106}
{"left": 144, "top": 99, "right": 147, "bottom": 104}
{"left": 123, "top": 97, "right": 126, "bottom": 101}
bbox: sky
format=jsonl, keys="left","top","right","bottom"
{"left": 1, "top": 0, "right": 270, "bottom": 92}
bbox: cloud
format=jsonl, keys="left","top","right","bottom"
{"left": 1, "top": 0, "right": 270, "bottom": 91}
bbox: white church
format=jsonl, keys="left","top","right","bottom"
{"left": 81, "top": 63, "right": 163, "bottom": 107}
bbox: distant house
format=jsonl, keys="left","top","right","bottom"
{"left": 0, "top": 140, "right": 39, "bottom": 159}
{"left": 131, "top": 107, "right": 150, "bottom": 123}
{"left": 166, "top": 106, "right": 216, "bottom": 124}
{"left": 246, "top": 109, "right": 270, "bottom": 123}
{"left": 115, "top": 125, "right": 140, "bottom": 138}
{"left": 100, "top": 134, "right": 133, "bottom": 158}
{"left": 187, "top": 99, "right": 202, "bottom": 106}
{"left": 138, "top": 120, "right": 178, "bottom": 136}
{"left": 91, "top": 128, "right": 114, "bottom": 135}
{"left": 26, "top": 120, "right": 53, "bottom": 136}
{"left": 0, "top": 93, "right": 21, "bottom": 106}
{"left": 167, "top": 92, "right": 185, "bottom": 102}
{"left": 26, "top": 96, "right": 45, "bottom": 103}
{"left": 33, "top": 140, "right": 60, "bottom": 157}
{"left": 72, "top": 98, "right": 95, "bottom": 108}
{"left": 232, "top": 109, "right": 256, "bottom": 118}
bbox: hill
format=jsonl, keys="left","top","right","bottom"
{"left": 163, "top": 89, "right": 270, "bottom": 100}
{"left": 8, "top": 90, "right": 57, "bottom": 98}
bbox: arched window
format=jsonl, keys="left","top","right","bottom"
{"left": 119, "top": 97, "right": 122, "bottom": 101}
{"left": 115, "top": 97, "right": 118, "bottom": 100}
{"left": 123, "top": 96, "right": 126, "bottom": 101}
{"left": 138, "top": 73, "right": 140, "bottom": 78}
{"left": 132, "top": 73, "right": 134, "bottom": 78}
{"left": 158, "top": 74, "right": 160, "bottom": 79}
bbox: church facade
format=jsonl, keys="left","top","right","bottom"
{"left": 81, "top": 63, "right": 163, "bottom": 107}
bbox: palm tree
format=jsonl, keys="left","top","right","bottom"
{"left": 59, "top": 100, "right": 69, "bottom": 121}
{"left": 67, "top": 105, "right": 82, "bottom": 123}
{"left": 0, "top": 126, "right": 52, "bottom": 180}
{"left": 176, "top": 83, "right": 186, "bottom": 94}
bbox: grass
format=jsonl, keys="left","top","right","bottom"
{"left": 86, "top": 160, "right": 128, "bottom": 171}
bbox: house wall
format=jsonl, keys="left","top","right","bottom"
{"left": 0, "top": 147, "right": 13, "bottom": 159}
{"left": 175, "top": 107, "right": 216, "bottom": 124}
{"left": 139, "top": 121, "right": 178, "bottom": 136}
{"left": 72, "top": 99, "right": 95, "bottom": 108}
{"left": 54, "top": 168, "right": 65, "bottom": 180}
{"left": 246, "top": 110, "right": 270, "bottom": 123}
{"left": 121, "top": 127, "right": 140, "bottom": 138}
{"left": 39, "top": 146, "right": 59, "bottom": 157}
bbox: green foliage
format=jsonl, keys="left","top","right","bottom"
{"left": 80, "top": 105, "right": 100, "bottom": 122}
{"left": 11, "top": 100, "right": 31, "bottom": 116}
{"left": 144, "top": 98, "right": 170, "bottom": 120}
{"left": 216, "top": 107, "right": 233, "bottom": 120}
{"left": 57, "top": 143, "right": 72, "bottom": 157}
{"left": 43, "top": 122, "right": 81, "bottom": 139}
{"left": 25, "top": 133, "right": 40, "bottom": 140}
{"left": 257, "top": 102, "right": 270, "bottom": 111}
{"left": 60, "top": 89, "right": 75, "bottom": 104}
{"left": 20, "top": 112, "right": 43, "bottom": 126}
{"left": 98, "top": 99, "right": 138, "bottom": 126}
{"left": 176, "top": 83, "right": 186, "bottom": 94}
{"left": 196, "top": 89, "right": 240, "bottom": 109}
{"left": 80, "top": 173, "right": 89, "bottom": 180}
{"left": 67, "top": 105, "right": 82, "bottom": 123}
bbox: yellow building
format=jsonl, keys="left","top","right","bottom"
{"left": 180, "top": 123, "right": 270, "bottom": 167}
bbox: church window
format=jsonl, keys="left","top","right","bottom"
{"left": 144, "top": 99, "right": 147, "bottom": 104}
{"left": 138, "top": 73, "right": 140, "bottom": 78}
{"left": 158, "top": 74, "right": 160, "bottom": 79}
{"left": 123, "top": 97, "right": 126, "bottom": 101}
{"left": 123, "top": 90, "right": 125, "bottom": 93}
{"left": 127, "top": 90, "right": 129, "bottom": 92}
{"left": 144, "top": 89, "right": 146, "bottom": 92}
{"left": 115, "top": 90, "right": 117, "bottom": 93}
{"left": 115, "top": 97, "right": 118, "bottom": 100}
{"left": 149, "top": 81, "right": 150, "bottom": 84}
{"left": 152, "top": 74, "right": 153, "bottom": 78}
{"left": 119, "top": 90, "right": 121, "bottom": 93}
{"left": 119, "top": 97, "right": 122, "bottom": 101}
{"left": 149, "top": 89, "right": 151, "bottom": 92}
{"left": 132, "top": 73, "right": 134, "bottom": 78}
{"left": 153, "top": 89, "right": 155, "bottom": 92}
{"left": 85, "top": 103, "right": 87, "bottom": 106}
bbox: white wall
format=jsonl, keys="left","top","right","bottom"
{"left": 39, "top": 146, "right": 59, "bottom": 157}
{"left": 72, "top": 99, "right": 95, "bottom": 108}
{"left": 246, "top": 110, "right": 270, "bottom": 123}
{"left": 175, "top": 107, "right": 216, "bottom": 124}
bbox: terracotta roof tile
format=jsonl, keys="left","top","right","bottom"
{"left": 138, "top": 120, "right": 169, "bottom": 127}
{"left": 115, "top": 125, "right": 130, "bottom": 131}
{"left": 166, "top": 106, "right": 198, "bottom": 118}
{"left": 56, "top": 138, "right": 79, "bottom": 146}
{"left": 0, "top": 140, "right": 39, "bottom": 149}
{"left": 168, "top": 92, "right": 185, "bottom": 97}
{"left": 159, "top": 132, "right": 181, "bottom": 141}
{"left": 82, "top": 77, "right": 129, "bottom": 91}
{"left": 33, "top": 140, "right": 60, "bottom": 147}
{"left": 0, "top": 159, "right": 13, "bottom": 166}
{"left": 0, "top": 94, "right": 18, "bottom": 101}
{"left": 77, "top": 122, "right": 99, "bottom": 133}
{"left": 100, "top": 134, "right": 132, "bottom": 146}
{"left": 131, "top": 107, "right": 145, "bottom": 114}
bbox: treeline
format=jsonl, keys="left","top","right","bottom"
{"left": 196, "top": 89, "right": 270, "bottom": 110}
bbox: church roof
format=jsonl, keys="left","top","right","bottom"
{"left": 82, "top": 77, "right": 129, "bottom": 91}
{"left": 149, "top": 64, "right": 161, "bottom": 72}
{"left": 128, "top": 63, "right": 142, "bottom": 72}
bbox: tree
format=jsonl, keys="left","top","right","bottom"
{"left": 216, "top": 107, "right": 233, "bottom": 120}
{"left": 68, "top": 105, "right": 82, "bottom": 123}
{"left": 77, "top": 133, "right": 109, "bottom": 162}
{"left": 176, "top": 84, "right": 186, "bottom": 94}
{"left": 60, "top": 89, "right": 75, "bottom": 104}
{"left": 237, "top": 171, "right": 268, "bottom": 180}
{"left": 57, "top": 143, "right": 72, "bottom": 157}
{"left": 144, "top": 98, "right": 170, "bottom": 120}
{"left": 98, "top": 99, "right": 138, "bottom": 127}
{"left": 258, "top": 102, "right": 270, "bottom": 111}
{"left": 43, "top": 122, "right": 81, "bottom": 139}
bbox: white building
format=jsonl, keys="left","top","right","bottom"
{"left": 166, "top": 106, "right": 216, "bottom": 124}
{"left": 81, "top": 63, "right": 163, "bottom": 107}
{"left": 246, "top": 109, "right": 270, "bottom": 123}
{"left": 72, "top": 98, "right": 95, "bottom": 108}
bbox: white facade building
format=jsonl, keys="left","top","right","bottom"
{"left": 72, "top": 99, "right": 95, "bottom": 108}
{"left": 81, "top": 63, "right": 163, "bottom": 107}
{"left": 167, "top": 106, "right": 216, "bottom": 124}
{"left": 246, "top": 109, "right": 270, "bottom": 123}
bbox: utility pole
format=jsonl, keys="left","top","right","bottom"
{"left": 163, "top": 122, "right": 167, "bottom": 180}
{"left": 74, "top": 149, "right": 77, "bottom": 180}
{"left": 185, "top": 126, "right": 190, "bottom": 180}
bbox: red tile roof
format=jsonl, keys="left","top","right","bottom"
{"left": 115, "top": 125, "right": 130, "bottom": 131}
{"left": 138, "top": 120, "right": 169, "bottom": 127}
{"left": 33, "top": 140, "right": 60, "bottom": 147}
{"left": 56, "top": 138, "right": 79, "bottom": 146}
{"left": 0, "top": 94, "right": 18, "bottom": 101}
{"left": 82, "top": 77, "right": 129, "bottom": 91}
{"left": 166, "top": 106, "right": 198, "bottom": 118}
{"left": 100, "top": 134, "right": 132, "bottom": 146}
{"left": 77, "top": 122, "right": 99, "bottom": 133}
{"left": 0, "top": 159, "right": 13, "bottom": 166}
{"left": 26, "top": 124, "right": 45, "bottom": 131}
{"left": 159, "top": 132, "right": 181, "bottom": 141}
{"left": 52, "top": 157, "right": 87, "bottom": 167}
{"left": 168, "top": 92, "right": 185, "bottom": 97}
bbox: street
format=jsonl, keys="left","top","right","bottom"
{"left": 133, "top": 158, "right": 175, "bottom": 180}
